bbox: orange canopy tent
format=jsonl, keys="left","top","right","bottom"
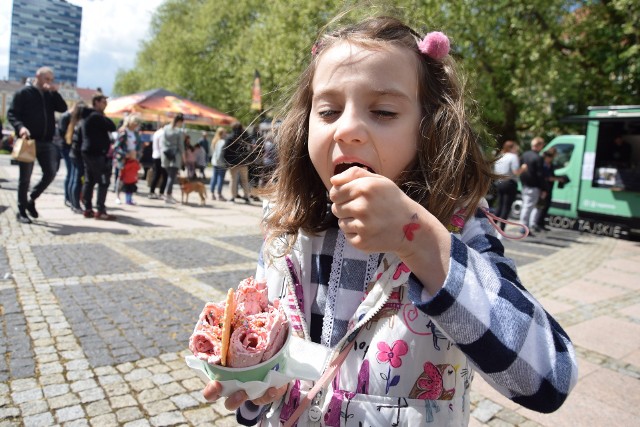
{"left": 104, "top": 88, "right": 236, "bottom": 126}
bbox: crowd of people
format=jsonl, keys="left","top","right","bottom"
{"left": 4, "top": 66, "right": 566, "bottom": 240}
{"left": 6, "top": 67, "right": 278, "bottom": 223}
{"left": 491, "top": 136, "right": 567, "bottom": 237}
{"left": 5, "top": 68, "right": 563, "bottom": 234}
{"left": 8, "top": 68, "right": 565, "bottom": 234}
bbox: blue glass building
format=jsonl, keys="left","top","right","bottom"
{"left": 8, "top": 0, "right": 83, "bottom": 85}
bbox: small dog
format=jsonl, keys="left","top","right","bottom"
{"left": 178, "top": 177, "right": 207, "bottom": 205}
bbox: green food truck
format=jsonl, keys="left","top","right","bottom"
{"left": 542, "top": 105, "right": 640, "bottom": 239}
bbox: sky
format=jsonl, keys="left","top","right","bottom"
{"left": 0, "top": 0, "right": 165, "bottom": 95}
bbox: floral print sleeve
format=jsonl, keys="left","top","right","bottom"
{"left": 408, "top": 208, "right": 578, "bottom": 413}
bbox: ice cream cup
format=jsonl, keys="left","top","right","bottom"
{"left": 202, "top": 324, "right": 291, "bottom": 383}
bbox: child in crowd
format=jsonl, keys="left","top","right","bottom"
{"left": 120, "top": 151, "right": 140, "bottom": 205}
{"left": 113, "top": 115, "right": 141, "bottom": 204}
{"left": 203, "top": 16, "right": 578, "bottom": 426}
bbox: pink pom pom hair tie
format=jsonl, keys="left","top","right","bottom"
{"left": 311, "top": 41, "right": 321, "bottom": 57}
{"left": 417, "top": 31, "right": 450, "bottom": 60}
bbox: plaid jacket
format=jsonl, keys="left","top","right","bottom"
{"left": 412, "top": 208, "right": 578, "bottom": 412}
{"left": 238, "top": 207, "right": 578, "bottom": 426}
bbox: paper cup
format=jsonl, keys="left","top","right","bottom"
{"left": 201, "top": 325, "right": 291, "bottom": 383}
{"left": 185, "top": 332, "right": 332, "bottom": 400}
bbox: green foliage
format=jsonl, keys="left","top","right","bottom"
{"left": 113, "top": 0, "right": 347, "bottom": 124}
{"left": 113, "top": 0, "right": 639, "bottom": 141}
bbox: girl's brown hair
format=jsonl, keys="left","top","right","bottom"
{"left": 262, "top": 16, "right": 495, "bottom": 251}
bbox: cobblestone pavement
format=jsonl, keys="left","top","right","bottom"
{"left": 1, "top": 154, "right": 639, "bottom": 426}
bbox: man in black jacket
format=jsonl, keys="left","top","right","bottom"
{"left": 7, "top": 67, "right": 68, "bottom": 223}
{"left": 81, "top": 93, "right": 117, "bottom": 220}
{"left": 519, "top": 136, "right": 545, "bottom": 234}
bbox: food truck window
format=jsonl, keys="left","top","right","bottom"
{"left": 593, "top": 120, "right": 640, "bottom": 192}
{"left": 551, "top": 143, "right": 574, "bottom": 169}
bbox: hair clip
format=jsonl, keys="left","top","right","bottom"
{"left": 311, "top": 41, "right": 322, "bottom": 57}
{"left": 417, "top": 31, "right": 450, "bottom": 60}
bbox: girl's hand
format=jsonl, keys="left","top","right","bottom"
{"left": 330, "top": 166, "right": 451, "bottom": 294}
{"left": 329, "top": 166, "right": 424, "bottom": 255}
{"left": 202, "top": 381, "right": 288, "bottom": 411}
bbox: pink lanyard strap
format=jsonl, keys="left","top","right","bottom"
{"left": 282, "top": 337, "right": 356, "bottom": 427}
{"left": 480, "top": 207, "right": 530, "bottom": 240}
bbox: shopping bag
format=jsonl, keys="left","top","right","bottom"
{"left": 11, "top": 137, "right": 37, "bottom": 163}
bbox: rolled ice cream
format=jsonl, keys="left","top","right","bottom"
{"left": 189, "top": 278, "right": 289, "bottom": 368}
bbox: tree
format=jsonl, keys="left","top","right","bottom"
{"left": 546, "top": 0, "right": 640, "bottom": 120}
{"left": 114, "top": 0, "right": 638, "bottom": 141}
{"left": 114, "top": 0, "right": 345, "bottom": 124}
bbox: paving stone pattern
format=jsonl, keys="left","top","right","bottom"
{"left": 129, "top": 239, "right": 252, "bottom": 269}
{"left": 195, "top": 269, "right": 257, "bottom": 294}
{"left": 52, "top": 278, "right": 205, "bottom": 368}
{"left": 0, "top": 247, "right": 9, "bottom": 279}
{"left": 500, "top": 228, "right": 582, "bottom": 267}
{"left": 220, "top": 235, "right": 264, "bottom": 253}
{"left": 31, "top": 244, "right": 145, "bottom": 278}
{"left": 0, "top": 287, "right": 36, "bottom": 381}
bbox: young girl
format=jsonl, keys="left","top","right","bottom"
{"left": 203, "top": 16, "right": 577, "bottom": 426}
{"left": 120, "top": 151, "right": 140, "bottom": 205}
{"left": 113, "top": 115, "right": 141, "bottom": 204}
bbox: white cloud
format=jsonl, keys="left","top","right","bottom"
{"left": 0, "top": 0, "right": 164, "bottom": 95}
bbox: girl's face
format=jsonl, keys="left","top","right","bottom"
{"left": 308, "top": 41, "right": 421, "bottom": 190}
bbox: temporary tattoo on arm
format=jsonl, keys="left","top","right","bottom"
{"left": 402, "top": 213, "right": 420, "bottom": 241}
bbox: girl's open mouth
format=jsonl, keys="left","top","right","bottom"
{"left": 333, "top": 162, "right": 375, "bottom": 175}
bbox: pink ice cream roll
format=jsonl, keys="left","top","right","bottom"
{"left": 227, "top": 304, "right": 289, "bottom": 367}
{"left": 198, "top": 302, "right": 225, "bottom": 328}
{"left": 235, "top": 277, "right": 269, "bottom": 315}
{"left": 189, "top": 325, "right": 224, "bottom": 365}
{"left": 227, "top": 323, "right": 268, "bottom": 368}
{"left": 261, "top": 306, "right": 289, "bottom": 362}
{"left": 189, "top": 278, "right": 290, "bottom": 370}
